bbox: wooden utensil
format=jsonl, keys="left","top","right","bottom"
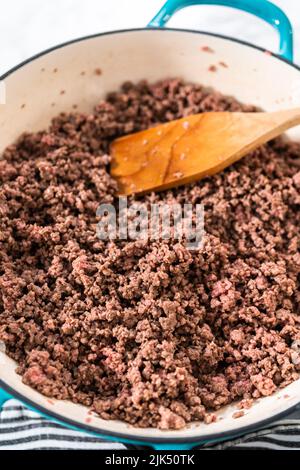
{"left": 110, "top": 108, "right": 300, "bottom": 196}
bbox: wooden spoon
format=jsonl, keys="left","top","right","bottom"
{"left": 110, "top": 108, "right": 300, "bottom": 196}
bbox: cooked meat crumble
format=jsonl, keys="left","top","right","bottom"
{"left": 1, "top": 79, "right": 300, "bottom": 429}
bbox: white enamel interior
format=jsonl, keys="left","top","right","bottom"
{"left": 1, "top": 29, "right": 300, "bottom": 443}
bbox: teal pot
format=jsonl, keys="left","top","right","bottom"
{"left": 0, "top": 0, "right": 299, "bottom": 450}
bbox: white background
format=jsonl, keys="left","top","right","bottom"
{"left": 0, "top": 0, "right": 299, "bottom": 76}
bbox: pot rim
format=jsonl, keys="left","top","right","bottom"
{"left": 1, "top": 26, "right": 300, "bottom": 445}
{"left": 1, "top": 26, "right": 299, "bottom": 82}
{"left": 1, "top": 377, "right": 299, "bottom": 446}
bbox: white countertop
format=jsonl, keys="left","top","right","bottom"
{"left": 0, "top": 0, "right": 299, "bottom": 76}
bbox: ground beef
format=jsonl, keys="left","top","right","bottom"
{"left": 1, "top": 78, "right": 300, "bottom": 429}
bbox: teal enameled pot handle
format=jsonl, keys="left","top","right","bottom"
{"left": 148, "top": 0, "right": 293, "bottom": 62}
{"left": 0, "top": 388, "right": 12, "bottom": 408}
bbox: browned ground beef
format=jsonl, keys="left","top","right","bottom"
{"left": 1, "top": 79, "right": 300, "bottom": 430}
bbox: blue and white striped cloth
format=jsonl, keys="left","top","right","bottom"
{"left": 1, "top": 399, "right": 300, "bottom": 450}
{"left": 0, "top": 399, "right": 124, "bottom": 450}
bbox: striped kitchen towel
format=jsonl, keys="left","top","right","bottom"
{"left": 1, "top": 398, "right": 300, "bottom": 450}
{"left": 0, "top": 399, "right": 125, "bottom": 450}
